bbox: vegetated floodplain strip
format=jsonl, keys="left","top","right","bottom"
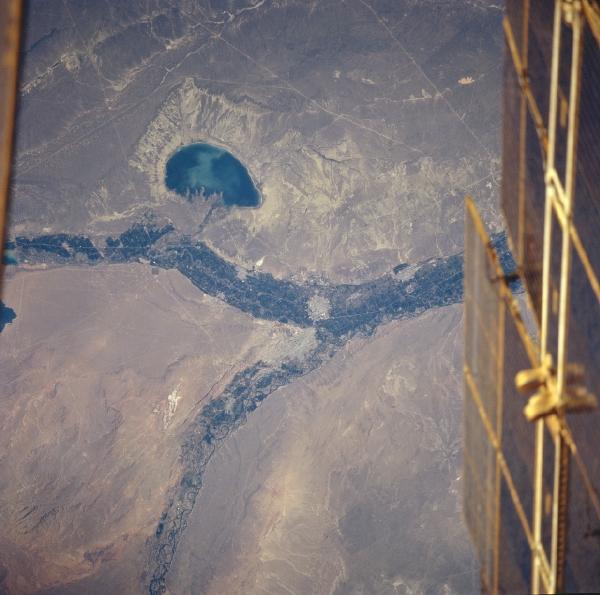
{"left": 9, "top": 222, "right": 515, "bottom": 593}
{"left": 11, "top": 221, "right": 514, "bottom": 339}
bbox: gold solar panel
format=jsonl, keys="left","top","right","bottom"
{"left": 500, "top": 47, "right": 523, "bottom": 272}
{"left": 464, "top": 198, "right": 549, "bottom": 594}
{"left": 464, "top": 199, "right": 503, "bottom": 591}
{"left": 466, "top": 1, "right": 600, "bottom": 593}
{"left": 527, "top": 2, "right": 555, "bottom": 134}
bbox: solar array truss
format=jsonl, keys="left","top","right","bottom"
{"left": 465, "top": 1, "right": 600, "bottom": 593}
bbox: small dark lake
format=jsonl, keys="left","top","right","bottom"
{"left": 165, "top": 143, "right": 261, "bottom": 207}
{"left": 0, "top": 301, "right": 16, "bottom": 333}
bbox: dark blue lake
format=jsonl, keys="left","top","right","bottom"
{"left": 165, "top": 143, "right": 261, "bottom": 207}
{"left": 0, "top": 301, "right": 16, "bottom": 333}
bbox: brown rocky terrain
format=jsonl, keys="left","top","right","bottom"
{"left": 0, "top": 264, "right": 296, "bottom": 593}
{"left": 167, "top": 305, "right": 475, "bottom": 595}
{"left": 1, "top": 0, "right": 504, "bottom": 592}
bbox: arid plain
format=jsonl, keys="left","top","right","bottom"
{"left": 1, "top": 1, "right": 503, "bottom": 593}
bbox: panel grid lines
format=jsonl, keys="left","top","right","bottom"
{"left": 464, "top": 199, "right": 554, "bottom": 592}
{"left": 468, "top": 2, "right": 600, "bottom": 592}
